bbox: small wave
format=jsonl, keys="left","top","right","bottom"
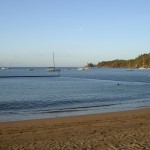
{"left": 35, "top": 103, "right": 118, "bottom": 114}
{"left": 0, "top": 93, "right": 150, "bottom": 111}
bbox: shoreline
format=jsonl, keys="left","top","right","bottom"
{"left": 0, "top": 108, "right": 150, "bottom": 149}
{"left": 0, "top": 107, "right": 149, "bottom": 123}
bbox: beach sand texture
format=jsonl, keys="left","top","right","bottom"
{"left": 0, "top": 108, "right": 150, "bottom": 150}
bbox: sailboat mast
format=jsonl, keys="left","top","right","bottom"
{"left": 53, "top": 52, "right": 55, "bottom": 68}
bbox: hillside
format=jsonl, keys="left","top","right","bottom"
{"left": 96, "top": 53, "right": 150, "bottom": 68}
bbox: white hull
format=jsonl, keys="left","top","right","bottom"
{"left": 139, "top": 67, "right": 146, "bottom": 69}
{"left": 48, "top": 67, "right": 60, "bottom": 72}
{"left": 78, "top": 67, "right": 90, "bottom": 70}
{"left": 1, "top": 67, "right": 11, "bottom": 70}
{"left": 126, "top": 69, "right": 134, "bottom": 71}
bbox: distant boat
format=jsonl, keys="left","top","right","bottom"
{"left": 139, "top": 57, "right": 147, "bottom": 69}
{"left": 48, "top": 67, "right": 60, "bottom": 72}
{"left": 78, "top": 67, "right": 84, "bottom": 70}
{"left": 126, "top": 68, "right": 134, "bottom": 71}
{"left": 28, "top": 68, "right": 34, "bottom": 71}
{"left": 126, "top": 62, "right": 134, "bottom": 71}
{"left": 139, "top": 67, "right": 146, "bottom": 70}
{"left": 77, "top": 67, "right": 90, "bottom": 70}
{"left": 48, "top": 52, "right": 60, "bottom": 72}
{"left": 1, "top": 67, "right": 11, "bottom": 70}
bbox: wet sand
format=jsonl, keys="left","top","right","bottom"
{"left": 0, "top": 108, "right": 150, "bottom": 150}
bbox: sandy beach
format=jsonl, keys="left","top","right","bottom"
{"left": 0, "top": 108, "right": 150, "bottom": 150}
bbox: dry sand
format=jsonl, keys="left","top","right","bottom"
{"left": 0, "top": 108, "right": 150, "bottom": 150}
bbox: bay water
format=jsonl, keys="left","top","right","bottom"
{"left": 0, "top": 67, "right": 150, "bottom": 122}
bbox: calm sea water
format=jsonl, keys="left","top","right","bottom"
{"left": 0, "top": 67, "right": 150, "bottom": 122}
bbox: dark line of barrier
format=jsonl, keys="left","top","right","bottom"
{"left": 0, "top": 75, "right": 60, "bottom": 78}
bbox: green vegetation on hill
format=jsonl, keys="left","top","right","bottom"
{"left": 85, "top": 63, "right": 95, "bottom": 68}
{"left": 96, "top": 53, "right": 150, "bottom": 68}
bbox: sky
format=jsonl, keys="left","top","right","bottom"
{"left": 0, "top": 0, "right": 150, "bottom": 67}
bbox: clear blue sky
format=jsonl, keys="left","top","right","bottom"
{"left": 0, "top": 0, "right": 150, "bottom": 67}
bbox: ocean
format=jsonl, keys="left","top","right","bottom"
{"left": 0, "top": 67, "right": 150, "bottom": 122}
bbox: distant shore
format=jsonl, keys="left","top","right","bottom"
{"left": 0, "top": 108, "right": 150, "bottom": 149}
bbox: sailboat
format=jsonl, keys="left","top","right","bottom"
{"left": 48, "top": 52, "right": 60, "bottom": 72}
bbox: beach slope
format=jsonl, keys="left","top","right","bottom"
{"left": 0, "top": 108, "right": 150, "bottom": 149}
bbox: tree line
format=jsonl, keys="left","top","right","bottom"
{"left": 87, "top": 53, "right": 150, "bottom": 68}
